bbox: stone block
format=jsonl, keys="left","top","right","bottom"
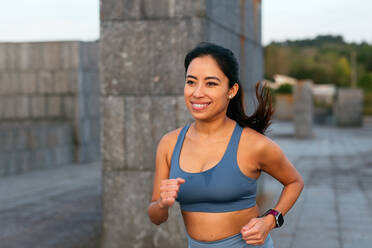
{"left": 88, "top": 95, "right": 100, "bottom": 118}
{"left": 47, "top": 126, "right": 58, "bottom": 147}
{"left": 18, "top": 43, "right": 32, "bottom": 70}
{"left": 101, "top": 96, "right": 125, "bottom": 170}
{"left": 0, "top": 72, "right": 11, "bottom": 95}
{"left": 2, "top": 128, "right": 14, "bottom": 151}
{"left": 90, "top": 71, "right": 100, "bottom": 95}
{"left": 124, "top": 96, "right": 174, "bottom": 171}
{"left": 61, "top": 42, "right": 80, "bottom": 69}
{"left": 54, "top": 71, "right": 71, "bottom": 94}
{"left": 294, "top": 80, "right": 313, "bottom": 138}
{"left": 13, "top": 126, "right": 28, "bottom": 150}
{"left": 0, "top": 98, "right": 5, "bottom": 119}
{"left": 68, "top": 70, "right": 79, "bottom": 94}
{"left": 19, "top": 72, "right": 38, "bottom": 94}
{"left": 100, "top": 0, "right": 206, "bottom": 21}
{"left": 100, "top": 19, "right": 203, "bottom": 96}
{"left": 90, "top": 118, "right": 100, "bottom": 143}
{"left": 102, "top": 170, "right": 155, "bottom": 248}
{"left": 38, "top": 70, "right": 54, "bottom": 94}
{"left": 0, "top": 44, "right": 7, "bottom": 70}
{"left": 151, "top": 96, "right": 178, "bottom": 145}
{"left": 47, "top": 96, "right": 62, "bottom": 117}
{"left": 15, "top": 96, "right": 30, "bottom": 118}
{"left": 31, "top": 96, "right": 46, "bottom": 118}
{"left": 334, "top": 88, "right": 364, "bottom": 126}
{"left": 5, "top": 43, "right": 19, "bottom": 70}
{"left": 43, "top": 42, "right": 63, "bottom": 70}
{"left": 28, "top": 126, "right": 41, "bottom": 149}
{"left": 79, "top": 41, "right": 99, "bottom": 70}
{"left": 62, "top": 96, "right": 76, "bottom": 119}
{"left": 4, "top": 97, "right": 16, "bottom": 119}
{"left": 81, "top": 119, "right": 91, "bottom": 144}
{"left": 176, "top": 96, "right": 193, "bottom": 127}
{"left": 60, "top": 124, "right": 74, "bottom": 145}
{"left": 125, "top": 97, "right": 153, "bottom": 170}
{"left": 28, "top": 42, "right": 44, "bottom": 70}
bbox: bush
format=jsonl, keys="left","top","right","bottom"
{"left": 275, "top": 83, "right": 293, "bottom": 94}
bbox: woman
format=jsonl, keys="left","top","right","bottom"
{"left": 147, "top": 42, "right": 304, "bottom": 248}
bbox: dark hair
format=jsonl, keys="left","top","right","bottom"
{"left": 184, "top": 42, "right": 274, "bottom": 135}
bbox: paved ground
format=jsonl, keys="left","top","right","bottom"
{"left": 264, "top": 119, "right": 372, "bottom": 248}
{"left": 1, "top": 119, "right": 372, "bottom": 248}
{"left": 0, "top": 162, "right": 102, "bottom": 248}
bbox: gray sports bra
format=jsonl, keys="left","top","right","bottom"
{"left": 169, "top": 122, "right": 257, "bottom": 212}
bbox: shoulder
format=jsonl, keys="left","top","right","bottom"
{"left": 240, "top": 126, "right": 282, "bottom": 163}
{"left": 156, "top": 126, "right": 185, "bottom": 168}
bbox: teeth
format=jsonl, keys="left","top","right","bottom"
{"left": 194, "top": 104, "right": 208, "bottom": 107}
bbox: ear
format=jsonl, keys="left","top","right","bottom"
{"left": 228, "top": 83, "right": 239, "bottom": 98}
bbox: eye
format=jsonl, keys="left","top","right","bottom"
{"left": 186, "top": 80, "right": 195, "bottom": 85}
{"left": 207, "top": 82, "right": 218, "bottom": 86}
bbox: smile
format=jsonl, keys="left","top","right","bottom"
{"left": 191, "top": 102, "right": 211, "bottom": 111}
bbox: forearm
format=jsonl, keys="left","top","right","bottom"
{"left": 147, "top": 199, "right": 169, "bottom": 225}
{"left": 273, "top": 179, "right": 304, "bottom": 216}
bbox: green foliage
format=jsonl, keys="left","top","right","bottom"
{"left": 358, "top": 72, "right": 372, "bottom": 92}
{"left": 275, "top": 83, "right": 293, "bottom": 94}
{"left": 364, "top": 91, "right": 372, "bottom": 115}
{"left": 265, "top": 35, "right": 372, "bottom": 89}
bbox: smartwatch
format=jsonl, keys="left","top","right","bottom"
{"left": 260, "top": 208, "right": 284, "bottom": 228}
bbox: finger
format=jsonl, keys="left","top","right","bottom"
{"left": 242, "top": 218, "right": 258, "bottom": 231}
{"left": 165, "top": 197, "right": 175, "bottom": 206}
{"left": 163, "top": 179, "right": 178, "bottom": 185}
{"left": 161, "top": 191, "right": 175, "bottom": 198}
{"left": 160, "top": 185, "right": 179, "bottom": 191}
{"left": 241, "top": 229, "right": 259, "bottom": 239}
{"left": 176, "top": 177, "right": 186, "bottom": 184}
{"left": 245, "top": 239, "right": 265, "bottom": 246}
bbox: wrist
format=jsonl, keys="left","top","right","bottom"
{"left": 263, "top": 214, "right": 276, "bottom": 230}
{"left": 260, "top": 208, "right": 284, "bottom": 228}
{"left": 156, "top": 198, "right": 168, "bottom": 210}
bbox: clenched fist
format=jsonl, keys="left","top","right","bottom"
{"left": 157, "top": 177, "right": 185, "bottom": 209}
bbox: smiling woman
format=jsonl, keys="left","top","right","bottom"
{"left": 147, "top": 42, "right": 304, "bottom": 248}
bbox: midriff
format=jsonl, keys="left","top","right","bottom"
{"left": 181, "top": 205, "right": 260, "bottom": 242}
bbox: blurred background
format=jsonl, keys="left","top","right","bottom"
{"left": 0, "top": 1, "right": 371, "bottom": 248}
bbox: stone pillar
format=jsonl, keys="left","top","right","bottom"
{"left": 334, "top": 88, "right": 364, "bottom": 126}
{"left": 100, "top": 1, "right": 263, "bottom": 247}
{"left": 294, "top": 80, "right": 313, "bottom": 138}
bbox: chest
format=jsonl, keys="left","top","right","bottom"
{"left": 179, "top": 137, "right": 230, "bottom": 173}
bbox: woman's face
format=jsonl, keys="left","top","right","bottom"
{"left": 184, "top": 55, "right": 238, "bottom": 121}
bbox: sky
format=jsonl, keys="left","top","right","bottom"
{"left": 0, "top": 0, "right": 371, "bottom": 45}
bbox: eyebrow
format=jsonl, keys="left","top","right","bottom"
{"left": 186, "top": 75, "right": 221, "bottom": 82}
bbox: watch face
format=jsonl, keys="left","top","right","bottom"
{"left": 277, "top": 213, "right": 284, "bottom": 227}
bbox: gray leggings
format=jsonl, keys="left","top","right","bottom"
{"left": 186, "top": 232, "right": 274, "bottom": 248}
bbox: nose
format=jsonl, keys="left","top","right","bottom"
{"left": 193, "top": 83, "right": 205, "bottom": 97}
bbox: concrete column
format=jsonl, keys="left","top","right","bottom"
{"left": 100, "top": 1, "right": 204, "bottom": 247}
{"left": 334, "top": 88, "right": 364, "bottom": 126}
{"left": 294, "top": 80, "right": 313, "bottom": 138}
{"left": 100, "top": 0, "right": 263, "bottom": 247}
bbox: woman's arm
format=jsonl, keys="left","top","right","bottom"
{"left": 241, "top": 135, "right": 304, "bottom": 245}
{"left": 257, "top": 136, "right": 304, "bottom": 216}
{"left": 147, "top": 135, "right": 171, "bottom": 225}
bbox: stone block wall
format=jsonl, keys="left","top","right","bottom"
{"left": 334, "top": 88, "right": 364, "bottom": 126}
{"left": 0, "top": 41, "right": 100, "bottom": 176}
{"left": 206, "top": 0, "right": 263, "bottom": 115}
{"left": 100, "top": 0, "right": 263, "bottom": 247}
{"left": 0, "top": 122, "right": 74, "bottom": 176}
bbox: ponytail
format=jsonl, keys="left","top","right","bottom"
{"left": 227, "top": 80, "right": 274, "bottom": 135}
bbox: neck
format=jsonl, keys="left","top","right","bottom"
{"left": 192, "top": 116, "right": 234, "bottom": 138}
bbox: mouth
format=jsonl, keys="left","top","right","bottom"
{"left": 190, "top": 101, "right": 211, "bottom": 111}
